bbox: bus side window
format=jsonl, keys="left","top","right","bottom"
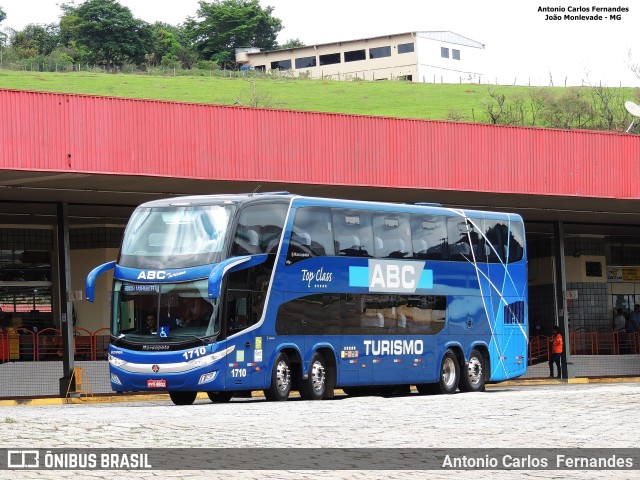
{"left": 506, "top": 220, "right": 525, "bottom": 263}
{"left": 286, "top": 231, "right": 312, "bottom": 263}
{"left": 484, "top": 220, "right": 506, "bottom": 263}
{"left": 288, "top": 231, "right": 326, "bottom": 257}
{"left": 331, "top": 209, "right": 373, "bottom": 257}
{"left": 232, "top": 227, "right": 260, "bottom": 255}
{"left": 469, "top": 217, "right": 487, "bottom": 262}
{"left": 411, "top": 214, "right": 448, "bottom": 260}
{"left": 336, "top": 235, "right": 361, "bottom": 255}
{"left": 447, "top": 217, "right": 483, "bottom": 262}
{"left": 413, "top": 239, "right": 428, "bottom": 257}
{"left": 232, "top": 204, "right": 288, "bottom": 256}
{"left": 373, "top": 213, "right": 411, "bottom": 259}
{"left": 286, "top": 207, "right": 334, "bottom": 264}
{"left": 292, "top": 232, "right": 311, "bottom": 248}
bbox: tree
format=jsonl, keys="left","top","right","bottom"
{"left": 541, "top": 89, "right": 593, "bottom": 129}
{"left": 482, "top": 88, "right": 508, "bottom": 124}
{"left": 627, "top": 49, "right": 640, "bottom": 82}
{"left": 0, "top": 6, "right": 6, "bottom": 66}
{"left": 148, "top": 22, "right": 180, "bottom": 66}
{"left": 528, "top": 89, "right": 551, "bottom": 127}
{"left": 278, "top": 38, "right": 304, "bottom": 50}
{"left": 10, "top": 24, "right": 60, "bottom": 59}
{"left": 59, "top": 0, "right": 151, "bottom": 69}
{"left": 588, "top": 82, "right": 626, "bottom": 131}
{"left": 186, "top": 0, "right": 282, "bottom": 68}
{"left": 145, "top": 22, "right": 198, "bottom": 69}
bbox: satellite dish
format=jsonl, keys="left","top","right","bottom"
{"left": 624, "top": 101, "right": 640, "bottom": 133}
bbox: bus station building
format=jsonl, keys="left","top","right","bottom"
{"left": 0, "top": 88, "right": 639, "bottom": 396}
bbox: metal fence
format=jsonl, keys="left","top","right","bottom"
{"left": 0, "top": 328, "right": 109, "bottom": 363}
{"left": 0, "top": 328, "right": 112, "bottom": 398}
{"left": 1, "top": 330, "right": 639, "bottom": 399}
{"left": 529, "top": 331, "right": 640, "bottom": 363}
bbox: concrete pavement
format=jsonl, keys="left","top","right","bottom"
{"left": 1, "top": 375, "right": 639, "bottom": 407}
{"left": 1, "top": 380, "right": 639, "bottom": 479}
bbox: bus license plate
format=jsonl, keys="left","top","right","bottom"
{"left": 147, "top": 379, "right": 167, "bottom": 388}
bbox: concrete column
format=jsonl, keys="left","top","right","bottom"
{"left": 553, "top": 221, "right": 573, "bottom": 378}
{"left": 57, "top": 202, "right": 75, "bottom": 396}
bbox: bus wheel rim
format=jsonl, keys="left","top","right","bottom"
{"left": 310, "top": 360, "right": 325, "bottom": 394}
{"left": 276, "top": 360, "right": 290, "bottom": 392}
{"left": 442, "top": 357, "right": 456, "bottom": 388}
{"left": 467, "top": 357, "right": 482, "bottom": 385}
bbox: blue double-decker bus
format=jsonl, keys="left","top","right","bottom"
{"left": 86, "top": 193, "right": 527, "bottom": 405}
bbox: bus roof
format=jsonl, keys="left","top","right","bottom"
{"left": 138, "top": 193, "right": 523, "bottom": 222}
{"left": 139, "top": 192, "right": 297, "bottom": 208}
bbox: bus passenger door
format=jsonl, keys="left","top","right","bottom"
{"left": 224, "top": 290, "right": 265, "bottom": 390}
{"left": 501, "top": 298, "right": 527, "bottom": 378}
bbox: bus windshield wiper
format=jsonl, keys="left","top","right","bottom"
{"left": 170, "top": 333, "right": 214, "bottom": 345}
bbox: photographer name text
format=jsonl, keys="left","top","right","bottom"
{"left": 539, "top": 5, "right": 629, "bottom": 21}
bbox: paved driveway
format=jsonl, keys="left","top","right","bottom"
{"left": 0, "top": 382, "right": 638, "bottom": 479}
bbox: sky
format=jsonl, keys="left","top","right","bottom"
{"left": 0, "top": 0, "right": 638, "bottom": 87}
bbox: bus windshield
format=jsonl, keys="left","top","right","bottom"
{"left": 112, "top": 279, "right": 219, "bottom": 342}
{"left": 119, "top": 204, "right": 235, "bottom": 269}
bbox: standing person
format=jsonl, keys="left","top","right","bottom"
{"left": 613, "top": 308, "right": 626, "bottom": 332}
{"left": 626, "top": 304, "right": 640, "bottom": 333}
{"left": 549, "top": 326, "right": 563, "bottom": 379}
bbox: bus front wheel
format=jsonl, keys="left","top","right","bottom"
{"left": 299, "top": 352, "right": 327, "bottom": 400}
{"left": 207, "top": 391, "right": 233, "bottom": 403}
{"left": 169, "top": 391, "right": 197, "bottom": 405}
{"left": 458, "top": 349, "right": 485, "bottom": 393}
{"left": 264, "top": 352, "right": 291, "bottom": 401}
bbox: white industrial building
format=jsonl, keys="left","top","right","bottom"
{"left": 236, "top": 31, "right": 485, "bottom": 83}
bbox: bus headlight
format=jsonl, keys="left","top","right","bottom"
{"left": 109, "top": 354, "right": 127, "bottom": 368}
{"left": 188, "top": 354, "right": 217, "bottom": 368}
{"left": 187, "top": 346, "right": 235, "bottom": 368}
{"left": 111, "top": 373, "right": 122, "bottom": 385}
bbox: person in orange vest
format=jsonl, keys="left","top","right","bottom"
{"left": 549, "top": 326, "right": 563, "bottom": 378}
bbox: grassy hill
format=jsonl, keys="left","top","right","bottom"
{"left": 0, "top": 69, "right": 637, "bottom": 128}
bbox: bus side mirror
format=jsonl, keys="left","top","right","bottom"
{"left": 85, "top": 261, "right": 116, "bottom": 303}
{"left": 208, "top": 254, "right": 269, "bottom": 299}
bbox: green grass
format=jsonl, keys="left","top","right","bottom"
{"left": 0, "top": 69, "right": 636, "bottom": 125}
{"left": 0, "top": 69, "right": 530, "bottom": 121}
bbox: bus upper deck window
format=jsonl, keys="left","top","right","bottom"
{"left": 384, "top": 218, "right": 399, "bottom": 228}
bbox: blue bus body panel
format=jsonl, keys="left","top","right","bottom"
{"left": 105, "top": 196, "right": 528, "bottom": 393}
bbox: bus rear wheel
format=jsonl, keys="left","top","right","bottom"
{"left": 169, "top": 391, "right": 197, "bottom": 405}
{"left": 207, "top": 391, "right": 233, "bottom": 403}
{"left": 458, "top": 349, "right": 485, "bottom": 393}
{"left": 299, "top": 352, "right": 327, "bottom": 400}
{"left": 418, "top": 350, "right": 460, "bottom": 395}
{"left": 264, "top": 352, "right": 291, "bottom": 401}
{"left": 436, "top": 349, "right": 460, "bottom": 394}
